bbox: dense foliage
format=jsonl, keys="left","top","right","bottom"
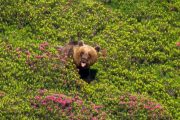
{"left": 0, "top": 0, "right": 179, "bottom": 119}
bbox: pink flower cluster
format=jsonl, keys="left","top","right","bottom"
{"left": 15, "top": 42, "right": 49, "bottom": 60}
{"left": 39, "top": 42, "right": 49, "bottom": 51}
{"left": 176, "top": 42, "right": 180, "bottom": 47}
{"left": 119, "top": 94, "right": 164, "bottom": 119}
{"left": 17, "top": 41, "right": 69, "bottom": 71}
{"left": 16, "top": 47, "right": 22, "bottom": 58}
{"left": 0, "top": 91, "right": 5, "bottom": 98}
{"left": 119, "top": 95, "right": 138, "bottom": 112}
{"left": 143, "top": 101, "right": 162, "bottom": 111}
{"left": 25, "top": 50, "right": 31, "bottom": 59}
{"left": 31, "top": 89, "right": 106, "bottom": 120}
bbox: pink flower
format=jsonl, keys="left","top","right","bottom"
{"left": 147, "top": 101, "right": 155, "bottom": 106}
{"left": 0, "top": 92, "right": 5, "bottom": 97}
{"left": 54, "top": 94, "right": 66, "bottom": 98}
{"left": 35, "top": 96, "right": 41, "bottom": 100}
{"left": 17, "top": 54, "right": 21, "bottom": 58}
{"left": 47, "top": 106, "right": 53, "bottom": 112}
{"left": 60, "top": 100, "right": 66, "bottom": 107}
{"left": 39, "top": 46, "right": 45, "bottom": 51}
{"left": 154, "top": 104, "right": 162, "bottom": 109}
{"left": 39, "top": 42, "right": 49, "bottom": 51}
{"left": 35, "top": 55, "right": 44, "bottom": 59}
{"left": 93, "top": 105, "right": 103, "bottom": 109}
{"left": 129, "top": 95, "right": 137, "bottom": 101}
{"left": 33, "top": 105, "right": 38, "bottom": 109}
{"left": 45, "top": 52, "right": 51, "bottom": 57}
{"left": 41, "top": 100, "right": 47, "bottom": 105}
{"left": 45, "top": 95, "right": 56, "bottom": 101}
{"left": 128, "top": 101, "right": 137, "bottom": 107}
{"left": 16, "top": 47, "right": 22, "bottom": 58}
{"left": 74, "top": 95, "right": 80, "bottom": 100}
{"left": 60, "top": 58, "right": 67, "bottom": 63}
{"left": 38, "top": 89, "right": 47, "bottom": 95}
{"left": 25, "top": 50, "right": 31, "bottom": 55}
{"left": 55, "top": 97, "right": 63, "bottom": 104}
{"left": 68, "top": 107, "right": 72, "bottom": 111}
{"left": 176, "top": 42, "right": 180, "bottom": 47}
{"left": 144, "top": 105, "right": 150, "bottom": 110}
{"left": 25, "top": 50, "right": 31, "bottom": 59}
{"left": 55, "top": 105, "right": 59, "bottom": 109}
{"left": 16, "top": 47, "right": 21, "bottom": 52}
{"left": 150, "top": 107, "right": 155, "bottom": 111}
{"left": 119, "top": 101, "right": 127, "bottom": 105}
{"left": 65, "top": 99, "right": 72, "bottom": 104}
{"left": 76, "top": 100, "right": 83, "bottom": 106}
{"left": 43, "top": 42, "right": 49, "bottom": 46}
{"left": 92, "top": 117, "right": 98, "bottom": 120}
{"left": 120, "top": 95, "right": 125, "bottom": 100}
{"left": 56, "top": 46, "right": 63, "bottom": 52}
{"left": 70, "top": 113, "right": 74, "bottom": 118}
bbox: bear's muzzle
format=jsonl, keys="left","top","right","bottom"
{"left": 80, "top": 58, "right": 89, "bottom": 68}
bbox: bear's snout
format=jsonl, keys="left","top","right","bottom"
{"left": 80, "top": 58, "right": 88, "bottom": 68}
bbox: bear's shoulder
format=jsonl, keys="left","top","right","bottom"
{"left": 61, "top": 41, "right": 83, "bottom": 57}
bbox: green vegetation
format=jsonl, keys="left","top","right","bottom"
{"left": 0, "top": 0, "right": 179, "bottom": 119}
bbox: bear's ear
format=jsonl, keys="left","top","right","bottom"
{"left": 95, "top": 45, "right": 100, "bottom": 52}
{"left": 68, "top": 41, "right": 78, "bottom": 45}
{"left": 78, "top": 40, "right": 84, "bottom": 46}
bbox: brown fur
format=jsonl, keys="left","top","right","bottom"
{"left": 62, "top": 41, "right": 100, "bottom": 69}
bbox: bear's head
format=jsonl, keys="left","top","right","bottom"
{"left": 73, "top": 41, "right": 100, "bottom": 69}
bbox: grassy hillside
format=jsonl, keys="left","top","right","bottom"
{"left": 0, "top": 0, "right": 179, "bottom": 119}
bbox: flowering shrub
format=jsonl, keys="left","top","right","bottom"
{"left": 0, "top": 91, "right": 5, "bottom": 98}
{"left": 15, "top": 41, "right": 85, "bottom": 90}
{"left": 117, "top": 93, "right": 171, "bottom": 119}
{"left": 176, "top": 42, "right": 180, "bottom": 47}
{"left": 31, "top": 89, "right": 106, "bottom": 120}
{"left": 0, "top": 0, "right": 179, "bottom": 119}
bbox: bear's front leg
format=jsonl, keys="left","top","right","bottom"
{"left": 78, "top": 68, "right": 91, "bottom": 83}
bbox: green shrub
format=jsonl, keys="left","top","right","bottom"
{"left": 0, "top": 0, "right": 179, "bottom": 119}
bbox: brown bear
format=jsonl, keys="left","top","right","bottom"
{"left": 60, "top": 40, "right": 100, "bottom": 70}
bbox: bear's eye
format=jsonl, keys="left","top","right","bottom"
{"left": 88, "top": 54, "right": 91, "bottom": 58}
{"left": 80, "top": 51, "right": 84, "bottom": 56}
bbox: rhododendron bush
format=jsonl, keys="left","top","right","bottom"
{"left": 0, "top": 0, "right": 179, "bottom": 119}
{"left": 31, "top": 89, "right": 106, "bottom": 120}
{"left": 117, "top": 93, "right": 171, "bottom": 119}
